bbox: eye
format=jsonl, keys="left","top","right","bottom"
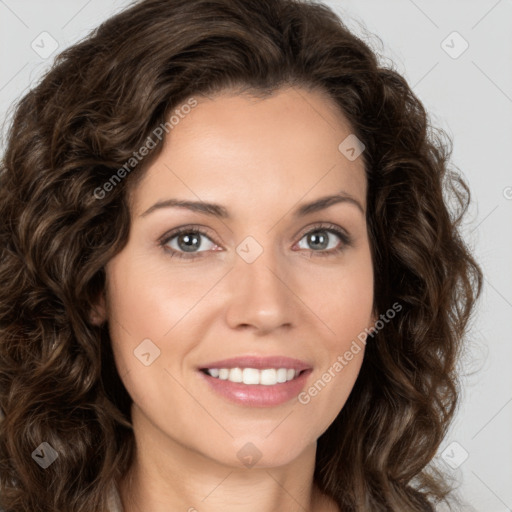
{"left": 295, "top": 223, "right": 352, "bottom": 257}
{"left": 160, "top": 226, "right": 219, "bottom": 260}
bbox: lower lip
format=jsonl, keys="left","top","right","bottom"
{"left": 198, "top": 369, "right": 312, "bottom": 407}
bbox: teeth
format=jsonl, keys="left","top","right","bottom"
{"left": 276, "top": 368, "right": 287, "bottom": 383}
{"left": 243, "top": 368, "right": 260, "bottom": 385}
{"left": 205, "top": 367, "right": 299, "bottom": 385}
{"left": 229, "top": 367, "right": 243, "bottom": 382}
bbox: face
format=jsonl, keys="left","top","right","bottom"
{"left": 94, "top": 86, "right": 376, "bottom": 469}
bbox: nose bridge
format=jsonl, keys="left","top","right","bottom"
{"left": 225, "top": 234, "right": 294, "bottom": 331}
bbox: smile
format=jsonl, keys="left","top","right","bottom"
{"left": 198, "top": 368, "right": 313, "bottom": 407}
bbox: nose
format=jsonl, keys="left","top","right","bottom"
{"left": 224, "top": 240, "right": 298, "bottom": 335}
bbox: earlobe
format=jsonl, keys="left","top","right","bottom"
{"left": 370, "top": 309, "right": 378, "bottom": 328}
{"left": 89, "top": 291, "right": 108, "bottom": 326}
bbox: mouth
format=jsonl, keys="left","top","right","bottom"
{"left": 196, "top": 356, "right": 313, "bottom": 407}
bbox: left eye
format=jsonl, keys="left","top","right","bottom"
{"left": 296, "top": 228, "right": 343, "bottom": 252}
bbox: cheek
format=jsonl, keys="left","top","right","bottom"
{"left": 105, "top": 248, "right": 218, "bottom": 340}
{"left": 103, "top": 249, "right": 227, "bottom": 395}
{"left": 298, "top": 349, "right": 364, "bottom": 445}
{"left": 300, "top": 252, "right": 374, "bottom": 344}
{"left": 294, "top": 252, "right": 373, "bottom": 422}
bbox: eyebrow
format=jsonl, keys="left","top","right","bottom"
{"left": 139, "top": 191, "right": 365, "bottom": 219}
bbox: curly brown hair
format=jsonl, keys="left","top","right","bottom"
{"left": 0, "top": 0, "right": 483, "bottom": 510}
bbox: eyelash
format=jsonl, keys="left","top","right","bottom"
{"left": 159, "top": 222, "right": 352, "bottom": 260}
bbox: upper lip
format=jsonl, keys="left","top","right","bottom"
{"left": 198, "top": 356, "right": 312, "bottom": 372}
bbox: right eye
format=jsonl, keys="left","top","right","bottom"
{"left": 159, "top": 226, "right": 221, "bottom": 260}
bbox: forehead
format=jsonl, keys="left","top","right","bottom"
{"left": 130, "top": 87, "right": 367, "bottom": 219}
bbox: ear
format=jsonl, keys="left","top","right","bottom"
{"left": 89, "top": 290, "right": 108, "bottom": 326}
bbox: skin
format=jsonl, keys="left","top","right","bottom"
{"left": 92, "top": 86, "right": 377, "bottom": 512}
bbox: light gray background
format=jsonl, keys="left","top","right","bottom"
{"left": 0, "top": 1, "right": 511, "bottom": 511}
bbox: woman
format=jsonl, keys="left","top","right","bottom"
{"left": 0, "top": 0, "right": 483, "bottom": 510}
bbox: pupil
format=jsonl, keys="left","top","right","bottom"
{"left": 309, "top": 231, "right": 327, "bottom": 250}
{"left": 178, "top": 233, "right": 200, "bottom": 252}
